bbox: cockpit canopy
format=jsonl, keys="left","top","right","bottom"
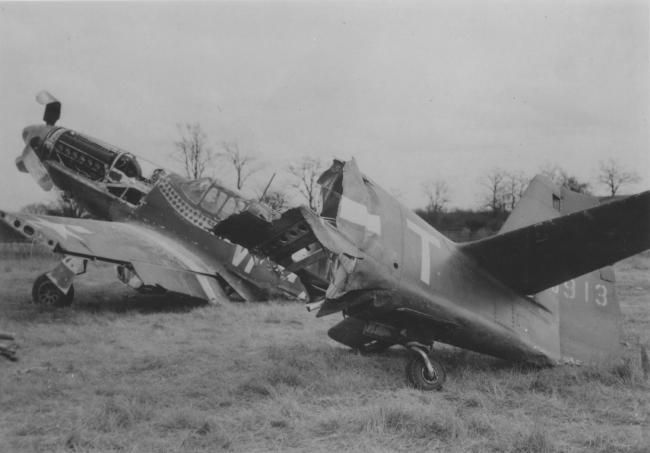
{"left": 180, "top": 178, "right": 248, "bottom": 220}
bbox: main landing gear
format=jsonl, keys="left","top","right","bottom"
{"left": 31, "top": 256, "right": 87, "bottom": 307}
{"left": 32, "top": 274, "right": 74, "bottom": 307}
{"left": 405, "top": 342, "right": 446, "bottom": 391}
{"left": 328, "top": 317, "right": 447, "bottom": 390}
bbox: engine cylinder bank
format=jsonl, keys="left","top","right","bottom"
{"left": 43, "top": 128, "right": 142, "bottom": 181}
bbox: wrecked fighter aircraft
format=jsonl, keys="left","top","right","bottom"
{"left": 1, "top": 92, "right": 305, "bottom": 306}
{"left": 215, "top": 158, "right": 650, "bottom": 390}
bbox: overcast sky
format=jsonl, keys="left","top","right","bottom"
{"left": 1, "top": 1, "right": 648, "bottom": 211}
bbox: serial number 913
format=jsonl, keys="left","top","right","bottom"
{"left": 550, "top": 279, "right": 608, "bottom": 306}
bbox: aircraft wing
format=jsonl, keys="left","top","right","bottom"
{"left": 0, "top": 211, "right": 228, "bottom": 302}
{"left": 460, "top": 191, "right": 650, "bottom": 295}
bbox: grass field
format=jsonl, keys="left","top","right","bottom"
{"left": 0, "top": 253, "right": 648, "bottom": 452}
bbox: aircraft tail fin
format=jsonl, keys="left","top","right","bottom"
{"left": 495, "top": 176, "right": 623, "bottom": 363}
{"left": 498, "top": 175, "right": 599, "bottom": 233}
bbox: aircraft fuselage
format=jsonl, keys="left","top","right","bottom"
{"left": 19, "top": 124, "right": 304, "bottom": 300}
{"left": 322, "top": 174, "right": 560, "bottom": 365}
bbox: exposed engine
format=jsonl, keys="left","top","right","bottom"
{"left": 39, "top": 128, "right": 142, "bottom": 182}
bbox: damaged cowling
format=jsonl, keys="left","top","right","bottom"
{"left": 214, "top": 158, "right": 394, "bottom": 308}
{"left": 308, "top": 159, "right": 394, "bottom": 303}
{"left": 320, "top": 246, "right": 397, "bottom": 307}
{"left": 318, "top": 158, "right": 383, "bottom": 249}
{"left": 268, "top": 204, "right": 375, "bottom": 303}
{"left": 326, "top": 252, "right": 358, "bottom": 299}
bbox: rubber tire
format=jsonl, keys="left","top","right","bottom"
{"left": 32, "top": 274, "right": 74, "bottom": 307}
{"left": 406, "top": 354, "right": 446, "bottom": 391}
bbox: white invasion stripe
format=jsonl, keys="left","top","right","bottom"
{"left": 196, "top": 275, "right": 219, "bottom": 302}
{"left": 338, "top": 196, "right": 381, "bottom": 235}
{"left": 232, "top": 245, "right": 248, "bottom": 266}
{"left": 121, "top": 224, "right": 220, "bottom": 301}
{"left": 366, "top": 214, "right": 381, "bottom": 235}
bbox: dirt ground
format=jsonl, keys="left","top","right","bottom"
{"left": 0, "top": 253, "right": 648, "bottom": 452}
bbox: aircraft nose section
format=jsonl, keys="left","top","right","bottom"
{"left": 22, "top": 125, "right": 35, "bottom": 143}
{"left": 17, "top": 124, "right": 55, "bottom": 191}
{"left": 22, "top": 124, "right": 50, "bottom": 146}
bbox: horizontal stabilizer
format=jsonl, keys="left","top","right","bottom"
{"left": 460, "top": 191, "right": 650, "bottom": 295}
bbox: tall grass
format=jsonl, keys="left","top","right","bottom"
{"left": 0, "top": 242, "right": 54, "bottom": 260}
{"left": 0, "top": 255, "right": 648, "bottom": 452}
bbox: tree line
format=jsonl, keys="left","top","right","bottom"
{"left": 421, "top": 160, "right": 639, "bottom": 220}
{"left": 171, "top": 123, "right": 328, "bottom": 212}
{"left": 419, "top": 160, "right": 640, "bottom": 240}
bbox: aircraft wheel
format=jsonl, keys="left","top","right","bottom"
{"left": 32, "top": 274, "right": 74, "bottom": 307}
{"left": 359, "top": 340, "right": 393, "bottom": 354}
{"left": 406, "top": 353, "right": 445, "bottom": 391}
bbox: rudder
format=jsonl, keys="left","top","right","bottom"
{"left": 503, "top": 176, "right": 622, "bottom": 364}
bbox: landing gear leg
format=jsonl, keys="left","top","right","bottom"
{"left": 31, "top": 256, "right": 86, "bottom": 307}
{"left": 405, "top": 342, "right": 446, "bottom": 391}
{"left": 32, "top": 273, "right": 74, "bottom": 307}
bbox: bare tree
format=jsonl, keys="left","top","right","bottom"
{"left": 260, "top": 190, "right": 289, "bottom": 211}
{"left": 481, "top": 168, "right": 508, "bottom": 213}
{"left": 540, "top": 164, "right": 590, "bottom": 194}
{"left": 219, "top": 141, "right": 261, "bottom": 190}
{"left": 421, "top": 179, "right": 450, "bottom": 215}
{"left": 288, "top": 157, "right": 325, "bottom": 211}
{"left": 564, "top": 176, "right": 590, "bottom": 194}
{"left": 503, "top": 171, "right": 529, "bottom": 211}
{"left": 172, "top": 123, "right": 213, "bottom": 179}
{"left": 597, "top": 159, "right": 640, "bottom": 196}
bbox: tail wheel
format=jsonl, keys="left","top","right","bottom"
{"left": 406, "top": 354, "right": 446, "bottom": 391}
{"left": 31, "top": 274, "right": 74, "bottom": 307}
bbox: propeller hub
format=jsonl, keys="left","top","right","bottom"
{"left": 22, "top": 124, "right": 50, "bottom": 146}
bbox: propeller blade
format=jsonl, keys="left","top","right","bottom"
{"left": 36, "top": 90, "right": 59, "bottom": 105}
{"left": 15, "top": 154, "right": 27, "bottom": 173}
{"left": 36, "top": 91, "right": 61, "bottom": 126}
{"left": 17, "top": 144, "right": 53, "bottom": 191}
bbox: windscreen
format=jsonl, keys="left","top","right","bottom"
{"left": 181, "top": 178, "right": 212, "bottom": 203}
{"left": 200, "top": 187, "right": 229, "bottom": 215}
